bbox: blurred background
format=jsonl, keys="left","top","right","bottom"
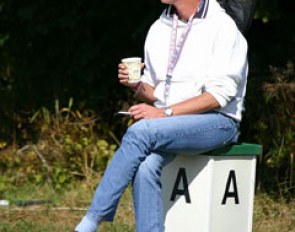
{"left": 0, "top": 0, "right": 294, "bottom": 231}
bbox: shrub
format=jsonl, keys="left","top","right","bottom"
{"left": 0, "top": 99, "right": 118, "bottom": 189}
{"left": 253, "top": 61, "right": 295, "bottom": 195}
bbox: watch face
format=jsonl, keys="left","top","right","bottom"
{"left": 165, "top": 107, "right": 173, "bottom": 116}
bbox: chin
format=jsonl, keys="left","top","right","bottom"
{"left": 161, "top": 0, "right": 173, "bottom": 4}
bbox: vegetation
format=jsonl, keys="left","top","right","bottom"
{"left": 0, "top": 99, "right": 118, "bottom": 190}
{"left": 0, "top": 0, "right": 294, "bottom": 231}
{"left": 0, "top": 184, "right": 294, "bottom": 232}
{"left": 0, "top": 183, "right": 135, "bottom": 232}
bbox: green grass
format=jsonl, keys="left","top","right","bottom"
{"left": 0, "top": 183, "right": 294, "bottom": 232}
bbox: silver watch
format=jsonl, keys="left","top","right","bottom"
{"left": 164, "top": 107, "right": 173, "bottom": 117}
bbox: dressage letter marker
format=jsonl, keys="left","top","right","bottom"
{"left": 162, "top": 143, "right": 262, "bottom": 232}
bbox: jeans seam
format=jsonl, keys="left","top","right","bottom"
{"left": 151, "top": 121, "right": 235, "bottom": 144}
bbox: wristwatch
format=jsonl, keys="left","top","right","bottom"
{"left": 164, "top": 107, "right": 173, "bottom": 117}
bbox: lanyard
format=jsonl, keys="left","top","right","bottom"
{"left": 164, "top": 13, "right": 194, "bottom": 105}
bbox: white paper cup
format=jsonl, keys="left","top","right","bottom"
{"left": 121, "top": 57, "right": 142, "bottom": 83}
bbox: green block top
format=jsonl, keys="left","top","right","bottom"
{"left": 204, "top": 143, "right": 262, "bottom": 156}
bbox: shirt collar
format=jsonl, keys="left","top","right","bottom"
{"left": 166, "top": 0, "right": 209, "bottom": 20}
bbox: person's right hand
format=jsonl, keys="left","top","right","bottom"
{"left": 118, "top": 63, "right": 144, "bottom": 89}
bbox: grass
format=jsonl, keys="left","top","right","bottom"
{"left": 0, "top": 180, "right": 135, "bottom": 232}
{"left": 0, "top": 182, "right": 294, "bottom": 232}
{"left": 253, "top": 192, "right": 295, "bottom": 232}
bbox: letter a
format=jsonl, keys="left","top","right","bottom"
{"left": 222, "top": 170, "right": 240, "bottom": 205}
{"left": 170, "top": 168, "right": 191, "bottom": 203}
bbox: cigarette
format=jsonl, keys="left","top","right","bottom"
{"left": 117, "top": 111, "right": 131, "bottom": 115}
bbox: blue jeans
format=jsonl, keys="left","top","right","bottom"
{"left": 75, "top": 112, "right": 239, "bottom": 232}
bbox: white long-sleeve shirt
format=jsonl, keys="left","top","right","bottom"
{"left": 141, "top": 0, "right": 248, "bottom": 121}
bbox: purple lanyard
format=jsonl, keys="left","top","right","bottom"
{"left": 164, "top": 13, "right": 194, "bottom": 105}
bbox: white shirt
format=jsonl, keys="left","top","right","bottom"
{"left": 141, "top": 0, "right": 248, "bottom": 121}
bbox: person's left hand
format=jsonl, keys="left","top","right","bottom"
{"left": 129, "top": 103, "right": 165, "bottom": 120}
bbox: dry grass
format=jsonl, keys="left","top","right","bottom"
{"left": 0, "top": 180, "right": 135, "bottom": 232}
{"left": 0, "top": 183, "right": 294, "bottom": 232}
{"left": 253, "top": 192, "right": 295, "bottom": 232}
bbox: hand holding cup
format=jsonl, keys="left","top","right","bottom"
{"left": 118, "top": 57, "right": 144, "bottom": 88}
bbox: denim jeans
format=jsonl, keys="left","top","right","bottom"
{"left": 75, "top": 112, "right": 239, "bottom": 232}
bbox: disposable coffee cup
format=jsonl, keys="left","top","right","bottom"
{"left": 121, "top": 57, "right": 142, "bottom": 83}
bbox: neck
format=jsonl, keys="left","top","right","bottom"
{"left": 174, "top": 0, "right": 200, "bottom": 21}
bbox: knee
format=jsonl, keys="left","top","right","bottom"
{"left": 127, "top": 120, "right": 149, "bottom": 134}
{"left": 137, "top": 155, "right": 163, "bottom": 180}
{"left": 124, "top": 120, "right": 151, "bottom": 143}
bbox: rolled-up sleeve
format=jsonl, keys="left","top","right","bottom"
{"left": 204, "top": 20, "right": 248, "bottom": 108}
